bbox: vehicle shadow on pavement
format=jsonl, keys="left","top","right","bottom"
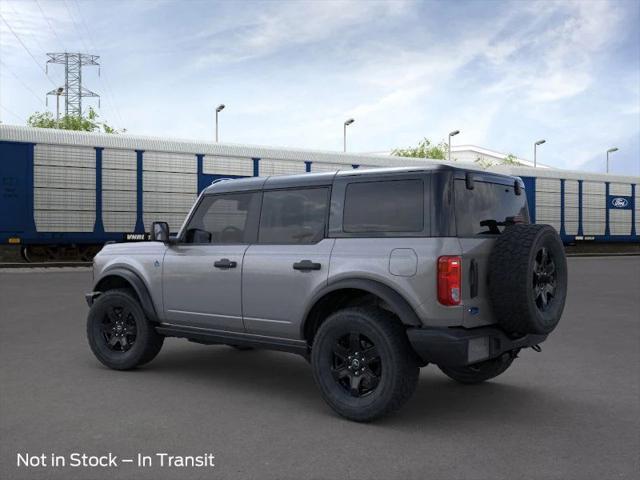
{"left": 126, "top": 342, "right": 323, "bottom": 404}
{"left": 122, "top": 342, "right": 564, "bottom": 427}
{"left": 388, "top": 375, "right": 558, "bottom": 428}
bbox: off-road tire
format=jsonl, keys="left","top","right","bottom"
{"left": 311, "top": 307, "right": 419, "bottom": 422}
{"left": 439, "top": 354, "right": 515, "bottom": 384}
{"left": 87, "top": 288, "right": 164, "bottom": 370}
{"left": 488, "top": 224, "right": 567, "bottom": 335}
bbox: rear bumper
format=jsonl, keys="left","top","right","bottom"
{"left": 406, "top": 326, "right": 547, "bottom": 367}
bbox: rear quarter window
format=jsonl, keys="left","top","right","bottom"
{"left": 343, "top": 179, "right": 424, "bottom": 233}
{"left": 455, "top": 180, "right": 529, "bottom": 236}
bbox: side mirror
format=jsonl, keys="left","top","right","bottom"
{"left": 151, "top": 221, "right": 170, "bottom": 243}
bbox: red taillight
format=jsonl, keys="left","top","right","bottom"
{"left": 438, "top": 256, "right": 461, "bottom": 306}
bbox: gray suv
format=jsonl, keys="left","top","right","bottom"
{"left": 86, "top": 166, "right": 567, "bottom": 421}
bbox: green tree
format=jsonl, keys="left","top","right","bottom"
{"left": 475, "top": 153, "right": 522, "bottom": 169}
{"left": 27, "top": 107, "right": 125, "bottom": 134}
{"left": 502, "top": 153, "right": 521, "bottom": 165}
{"left": 474, "top": 156, "right": 496, "bottom": 169}
{"left": 392, "top": 138, "right": 449, "bottom": 160}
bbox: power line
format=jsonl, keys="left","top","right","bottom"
{"left": 71, "top": 0, "right": 93, "bottom": 49}
{"left": 0, "top": 104, "right": 23, "bottom": 123}
{"left": 63, "top": 0, "right": 90, "bottom": 52}
{"left": 0, "top": 59, "right": 46, "bottom": 107}
{"left": 0, "top": 13, "right": 57, "bottom": 87}
{"left": 71, "top": 0, "right": 125, "bottom": 126}
{"left": 34, "top": 0, "right": 67, "bottom": 51}
{"left": 5, "top": 0, "right": 64, "bottom": 85}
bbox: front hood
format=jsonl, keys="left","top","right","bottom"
{"left": 97, "top": 241, "right": 168, "bottom": 256}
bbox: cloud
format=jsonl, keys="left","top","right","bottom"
{"left": 1, "top": 0, "right": 637, "bottom": 174}
{"left": 188, "top": 0, "right": 411, "bottom": 69}
{"left": 482, "top": 0, "right": 624, "bottom": 103}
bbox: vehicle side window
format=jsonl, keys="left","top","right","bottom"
{"left": 259, "top": 188, "right": 329, "bottom": 244}
{"left": 184, "top": 192, "right": 259, "bottom": 244}
{"left": 343, "top": 179, "right": 424, "bottom": 233}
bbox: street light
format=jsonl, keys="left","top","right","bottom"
{"left": 534, "top": 139, "right": 546, "bottom": 168}
{"left": 55, "top": 87, "right": 64, "bottom": 121}
{"left": 215, "top": 104, "right": 225, "bottom": 142}
{"left": 343, "top": 118, "right": 355, "bottom": 152}
{"left": 448, "top": 130, "right": 460, "bottom": 162}
{"left": 606, "top": 147, "right": 618, "bottom": 173}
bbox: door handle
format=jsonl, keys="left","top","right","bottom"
{"left": 293, "top": 260, "right": 321, "bottom": 271}
{"left": 214, "top": 258, "right": 237, "bottom": 269}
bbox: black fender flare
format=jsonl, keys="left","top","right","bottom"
{"left": 302, "top": 278, "right": 422, "bottom": 338}
{"left": 94, "top": 268, "right": 158, "bottom": 322}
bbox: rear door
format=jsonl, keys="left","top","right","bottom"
{"left": 242, "top": 187, "right": 333, "bottom": 339}
{"left": 455, "top": 175, "right": 529, "bottom": 328}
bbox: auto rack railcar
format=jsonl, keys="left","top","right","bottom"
{"left": 489, "top": 165, "right": 639, "bottom": 244}
{"left": 0, "top": 125, "right": 428, "bottom": 260}
{"left": 1, "top": 125, "right": 637, "bottom": 260}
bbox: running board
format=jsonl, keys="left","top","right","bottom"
{"left": 155, "top": 324, "right": 309, "bottom": 357}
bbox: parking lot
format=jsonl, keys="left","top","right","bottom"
{"left": 1, "top": 256, "right": 638, "bottom": 480}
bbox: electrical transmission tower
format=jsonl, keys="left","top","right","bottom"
{"left": 46, "top": 53, "right": 100, "bottom": 118}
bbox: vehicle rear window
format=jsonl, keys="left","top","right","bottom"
{"left": 259, "top": 188, "right": 329, "bottom": 244}
{"left": 343, "top": 179, "right": 424, "bottom": 233}
{"left": 454, "top": 180, "right": 529, "bottom": 236}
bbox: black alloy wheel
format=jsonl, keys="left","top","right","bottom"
{"left": 331, "top": 332, "right": 382, "bottom": 397}
{"left": 532, "top": 247, "right": 557, "bottom": 312}
{"left": 101, "top": 305, "right": 137, "bottom": 352}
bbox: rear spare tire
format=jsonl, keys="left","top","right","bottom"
{"left": 488, "top": 224, "right": 567, "bottom": 335}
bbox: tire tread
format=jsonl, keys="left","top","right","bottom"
{"left": 311, "top": 307, "right": 419, "bottom": 422}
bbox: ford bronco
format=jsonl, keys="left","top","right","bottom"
{"left": 86, "top": 166, "right": 567, "bottom": 421}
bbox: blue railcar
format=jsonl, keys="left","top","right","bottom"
{"left": 488, "top": 165, "right": 639, "bottom": 245}
{"left": 1, "top": 125, "right": 638, "bottom": 260}
{"left": 0, "top": 125, "right": 428, "bottom": 260}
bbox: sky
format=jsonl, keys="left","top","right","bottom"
{"left": 1, "top": 0, "right": 639, "bottom": 175}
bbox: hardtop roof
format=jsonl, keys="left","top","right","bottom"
{"left": 202, "top": 165, "right": 521, "bottom": 194}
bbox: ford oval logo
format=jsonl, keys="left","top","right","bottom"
{"left": 611, "top": 197, "right": 629, "bottom": 208}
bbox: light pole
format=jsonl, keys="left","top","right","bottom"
{"left": 534, "top": 139, "right": 546, "bottom": 168}
{"left": 215, "top": 104, "right": 225, "bottom": 142}
{"left": 343, "top": 118, "right": 354, "bottom": 152}
{"left": 55, "top": 87, "right": 64, "bottom": 121}
{"left": 448, "top": 130, "right": 460, "bottom": 162}
{"left": 606, "top": 147, "right": 618, "bottom": 173}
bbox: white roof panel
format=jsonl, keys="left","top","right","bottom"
{"left": 0, "top": 124, "right": 433, "bottom": 169}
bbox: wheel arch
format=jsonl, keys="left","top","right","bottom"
{"left": 302, "top": 278, "right": 422, "bottom": 344}
{"left": 94, "top": 268, "right": 158, "bottom": 322}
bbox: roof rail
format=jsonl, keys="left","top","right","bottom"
{"left": 210, "top": 177, "right": 235, "bottom": 185}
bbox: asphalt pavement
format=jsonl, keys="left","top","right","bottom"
{"left": 1, "top": 257, "right": 638, "bottom": 480}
